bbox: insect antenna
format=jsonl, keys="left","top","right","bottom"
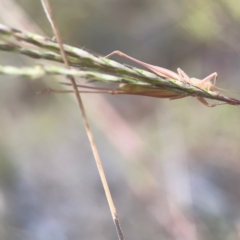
{"left": 215, "top": 86, "right": 240, "bottom": 94}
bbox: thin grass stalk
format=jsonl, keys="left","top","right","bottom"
{"left": 40, "top": 1, "right": 125, "bottom": 239}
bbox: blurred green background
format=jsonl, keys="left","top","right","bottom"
{"left": 1, "top": 0, "right": 240, "bottom": 239}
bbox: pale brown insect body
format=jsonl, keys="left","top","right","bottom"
{"left": 189, "top": 78, "right": 214, "bottom": 91}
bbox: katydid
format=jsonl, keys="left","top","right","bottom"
{"left": 104, "top": 50, "right": 223, "bottom": 107}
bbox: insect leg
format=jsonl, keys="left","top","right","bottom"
{"left": 177, "top": 68, "right": 191, "bottom": 84}
{"left": 200, "top": 73, "right": 218, "bottom": 90}
{"left": 105, "top": 50, "right": 181, "bottom": 80}
{"left": 197, "top": 97, "right": 226, "bottom": 107}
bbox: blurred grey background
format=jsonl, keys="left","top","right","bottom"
{"left": 0, "top": 0, "right": 240, "bottom": 239}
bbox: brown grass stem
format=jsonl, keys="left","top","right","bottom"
{"left": 40, "top": 1, "right": 124, "bottom": 239}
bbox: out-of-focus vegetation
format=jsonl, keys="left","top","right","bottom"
{"left": 1, "top": 0, "right": 240, "bottom": 239}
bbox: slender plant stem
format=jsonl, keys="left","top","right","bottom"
{"left": 40, "top": 1, "right": 124, "bottom": 239}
